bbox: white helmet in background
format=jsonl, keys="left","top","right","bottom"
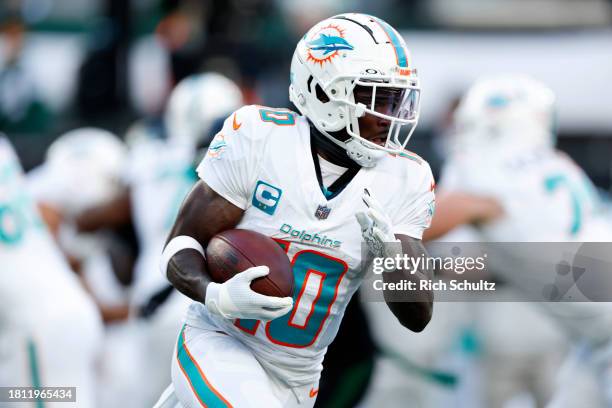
{"left": 289, "top": 13, "right": 421, "bottom": 167}
{"left": 42, "top": 127, "right": 127, "bottom": 216}
{"left": 165, "top": 72, "right": 243, "bottom": 147}
{"left": 451, "top": 74, "right": 556, "bottom": 153}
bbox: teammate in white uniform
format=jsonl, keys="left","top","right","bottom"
{"left": 0, "top": 136, "right": 103, "bottom": 407}
{"left": 157, "top": 13, "right": 436, "bottom": 408}
{"left": 27, "top": 128, "right": 129, "bottom": 311}
{"left": 427, "top": 74, "right": 612, "bottom": 407}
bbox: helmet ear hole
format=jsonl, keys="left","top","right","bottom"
{"left": 315, "top": 83, "right": 330, "bottom": 103}
{"left": 306, "top": 75, "right": 314, "bottom": 93}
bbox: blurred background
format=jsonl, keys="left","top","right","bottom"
{"left": 2, "top": 0, "right": 612, "bottom": 407}
{"left": 2, "top": 0, "right": 611, "bottom": 183}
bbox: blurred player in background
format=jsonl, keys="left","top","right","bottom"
{"left": 157, "top": 13, "right": 435, "bottom": 408}
{"left": 76, "top": 72, "right": 243, "bottom": 406}
{"left": 26, "top": 127, "right": 144, "bottom": 407}
{"left": 27, "top": 127, "right": 131, "bottom": 320}
{"left": 0, "top": 135, "right": 103, "bottom": 408}
{"left": 426, "top": 74, "right": 612, "bottom": 407}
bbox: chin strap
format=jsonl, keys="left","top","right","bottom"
{"left": 309, "top": 122, "right": 359, "bottom": 169}
{"left": 309, "top": 121, "right": 386, "bottom": 168}
{"left": 345, "top": 139, "right": 387, "bottom": 168}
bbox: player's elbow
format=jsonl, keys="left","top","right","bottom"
{"left": 404, "top": 305, "right": 432, "bottom": 332}
{"left": 166, "top": 265, "right": 180, "bottom": 287}
{"left": 387, "top": 301, "right": 433, "bottom": 332}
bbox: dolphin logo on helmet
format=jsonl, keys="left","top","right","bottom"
{"left": 307, "top": 34, "right": 354, "bottom": 55}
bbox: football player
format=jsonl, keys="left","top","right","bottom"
{"left": 0, "top": 135, "right": 103, "bottom": 408}
{"left": 156, "top": 13, "right": 436, "bottom": 408}
{"left": 26, "top": 127, "right": 149, "bottom": 407}
{"left": 27, "top": 127, "right": 131, "bottom": 319}
{"left": 427, "top": 74, "right": 612, "bottom": 407}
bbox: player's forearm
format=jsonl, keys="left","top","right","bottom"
{"left": 383, "top": 267, "right": 433, "bottom": 332}
{"left": 383, "top": 236, "right": 433, "bottom": 332}
{"left": 163, "top": 181, "right": 244, "bottom": 303}
{"left": 166, "top": 249, "right": 212, "bottom": 303}
{"left": 76, "top": 189, "right": 132, "bottom": 232}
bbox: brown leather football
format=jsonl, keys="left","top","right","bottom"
{"left": 205, "top": 229, "right": 294, "bottom": 298}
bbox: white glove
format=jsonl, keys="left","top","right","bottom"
{"left": 205, "top": 266, "right": 294, "bottom": 321}
{"left": 355, "top": 189, "right": 403, "bottom": 264}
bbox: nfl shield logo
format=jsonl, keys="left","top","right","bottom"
{"left": 315, "top": 204, "right": 331, "bottom": 220}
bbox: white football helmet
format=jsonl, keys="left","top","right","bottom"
{"left": 26, "top": 128, "right": 127, "bottom": 261}
{"left": 289, "top": 13, "right": 421, "bottom": 167}
{"left": 43, "top": 127, "right": 127, "bottom": 215}
{"left": 451, "top": 74, "right": 556, "bottom": 153}
{"left": 165, "top": 72, "right": 243, "bottom": 147}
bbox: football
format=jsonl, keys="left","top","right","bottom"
{"left": 205, "top": 229, "right": 294, "bottom": 298}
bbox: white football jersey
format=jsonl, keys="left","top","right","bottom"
{"left": 185, "top": 105, "right": 435, "bottom": 386}
{"left": 125, "top": 136, "right": 197, "bottom": 305}
{"left": 1, "top": 138, "right": 104, "bottom": 405}
{"left": 439, "top": 144, "right": 612, "bottom": 345}
{"left": 440, "top": 145, "right": 601, "bottom": 242}
{"left": 0, "top": 137, "right": 92, "bottom": 325}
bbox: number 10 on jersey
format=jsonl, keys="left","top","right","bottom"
{"left": 234, "top": 240, "right": 348, "bottom": 348}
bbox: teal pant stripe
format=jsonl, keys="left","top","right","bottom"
{"left": 176, "top": 326, "right": 231, "bottom": 408}
{"left": 27, "top": 338, "right": 45, "bottom": 408}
